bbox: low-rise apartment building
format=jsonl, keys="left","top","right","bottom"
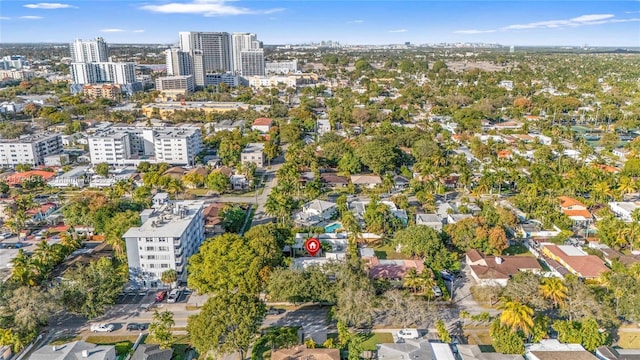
{"left": 0, "top": 133, "right": 62, "bottom": 167}
{"left": 123, "top": 195, "right": 205, "bottom": 286}
{"left": 241, "top": 142, "right": 265, "bottom": 167}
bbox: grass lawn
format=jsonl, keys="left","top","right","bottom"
{"left": 502, "top": 244, "right": 532, "bottom": 256}
{"left": 373, "top": 245, "right": 406, "bottom": 260}
{"left": 360, "top": 333, "right": 394, "bottom": 351}
{"left": 186, "top": 188, "right": 211, "bottom": 196}
{"left": 146, "top": 334, "right": 193, "bottom": 360}
{"left": 618, "top": 333, "right": 640, "bottom": 348}
{"left": 85, "top": 335, "right": 141, "bottom": 356}
{"left": 465, "top": 331, "right": 492, "bottom": 345}
{"left": 49, "top": 335, "right": 82, "bottom": 345}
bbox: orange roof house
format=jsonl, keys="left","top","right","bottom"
{"left": 558, "top": 196, "right": 591, "bottom": 222}
{"left": 540, "top": 243, "right": 609, "bottom": 279}
{"left": 5, "top": 170, "right": 56, "bottom": 186}
{"left": 466, "top": 249, "right": 542, "bottom": 287}
{"left": 497, "top": 150, "right": 513, "bottom": 159}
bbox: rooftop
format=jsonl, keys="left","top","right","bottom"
{"left": 252, "top": 117, "right": 274, "bottom": 126}
{"left": 0, "top": 132, "right": 60, "bottom": 144}
{"left": 89, "top": 126, "right": 200, "bottom": 140}
{"left": 542, "top": 243, "right": 609, "bottom": 278}
{"left": 242, "top": 142, "right": 265, "bottom": 153}
{"left": 122, "top": 200, "right": 204, "bottom": 239}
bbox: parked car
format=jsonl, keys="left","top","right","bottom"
{"left": 440, "top": 270, "right": 454, "bottom": 281}
{"left": 90, "top": 323, "right": 114, "bottom": 332}
{"left": 266, "top": 307, "right": 285, "bottom": 316}
{"left": 155, "top": 290, "right": 168, "bottom": 302}
{"left": 126, "top": 323, "right": 147, "bottom": 331}
{"left": 432, "top": 286, "right": 443, "bottom": 297}
{"left": 397, "top": 329, "right": 420, "bottom": 339}
{"left": 167, "top": 289, "right": 181, "bottom": 303}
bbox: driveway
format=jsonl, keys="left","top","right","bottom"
{"left": 450, "top": 262, "right": 500, "bottom": 316}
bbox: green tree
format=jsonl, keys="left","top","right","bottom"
{"left": 149, "top": 310, "right": 175, "bottom": 349}
{"left": 187, "top": 233, "right": 262, "bottom": 295}
{"left": 435, "top": 320, "right": 452, "bottom": 343}
{"left": 490, "top": 319, "right": 525, "bottom": 355}
{"left": 539, "top": 277, "right": 567, "bottom": 308}
{"left": 161, "top": 269, "right": 178, "bottom": 289}
{"left": 394, "top": 225, "right": 458, "bottom": 271}
{"left": 220, "top": 205, "right": 246, "bottom": 233}
{"left": 187, "top": 292, "right": 265, "bottom": 359}
{"left": 60, "top": 257, "right": 126, "bottom": 319}
{"left": 264, "top": 140, "right": 280, "bottom": 166}
{"left": 94, "top": 162, "right": 110, "bottom": 178}
{"left": 498, "top": 299, "right": 534, "bottom": 335}
{"left": 206, "top": 171, "right": 230, "bottom": 192}
{"left": 338, "top": 151, "right": 362, "bottom": 174}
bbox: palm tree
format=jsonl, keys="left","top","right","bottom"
{"left": 403, "top": 269, "right": 421, "bottom": 293}
{"left": 538, "top": 277, "right": 568, "bottom": 308}
{"left": 618, "top": 176, "right": 636, "bottom": 197}
{"left": 161, "top": 269, "right": 178, "bottom": 289}
{"left": 498, "top": 299, "right": 534, "bottom": 335}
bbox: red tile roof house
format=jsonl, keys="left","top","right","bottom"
{"left": 361, "top": 250, "right": 428, "bottom": 282}
{"left": 5, "top": 170, "right": 56, "bottom": 186}
{"left": 251, "top": 117, "right": 274, "bottom": 134}
{"left": 540, "top": 243, "right": 609, "bottom": 279}
{"left": 466, "top": 249, "right": 542, "bottom": 287}
{"left": 26, "top": 202, "right": 58, "bottom": 223}
{"left": 558, "top": 196, "right": 592, "bottom": 223}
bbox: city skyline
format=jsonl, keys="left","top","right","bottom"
{"left": 0, "top": 1, "right": 639, "bottom": 46}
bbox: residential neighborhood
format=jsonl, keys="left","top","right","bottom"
{"left": 0, "top": 7, "right": 639, "bottom": 360}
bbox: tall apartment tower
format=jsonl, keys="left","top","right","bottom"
{"left": 70, "top": 37, "right": 109, "bottom": 63}
{"left": 240, "top": 49, "right": 265, "bottom": 76}
{"left": 165, "top": 48, "right": 192, "bottom": 76}
{"left": 231, "top": 33, "right": 262, "bottom": 75}
{"left": 179, "top": 32, "right": 232, "bottom": 86}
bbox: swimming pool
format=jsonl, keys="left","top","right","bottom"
{"left": 324, "top": 222, "right": 342, "bottom": 233}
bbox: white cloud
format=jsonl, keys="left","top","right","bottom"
{"left": 133, "top": 29, "right": 145, "bottom": 33}
{"left": 101, "top": 28, "right": 126, "bottom": 33}
{"left": 19, "top": 15, "right": 43, "bottom": 19}
{"left": 347, "top": 20, "right": 364, "bottom": 24}
{"left": 24, "top": 3, "right": 75, "bottom": 9}
{"left": 454, "top": 29, "right": 496, "bottom": 34}
{"left": 0, "top": 17, "right": 10, "bottom": 20}
{"left": 140, "top": 0, "right": 284, "bottom": 17}
{"left": 389, "top": 29, "right": 408, "bottom": 33}
{"left": 502, "top": 13, "right": 617, "bottom": 30}
{"left": 626, "top": 11, "right": 640, "bottom": 14}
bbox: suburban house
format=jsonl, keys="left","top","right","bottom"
{"left": 210, "top": 119, "right": 246, "bottom": 133}
{"left": 613, "top": 148, "right": 630, "bottom": 160}
{"left": 251, "top": 117, "right": 274, "bottom": 134}
{"left": 5, "top": 170, "right": 56, "bottom": 187}
{"left": 415, "top": 214, "right": 443, "bottom": 231}
{"left": 203, "top": 202, "right": 226, "bottom": 236}
{"left": 447, "top": 213, "right": 473, "bottom": 224}
{"left": 131, "top": 344, "right": 173, "bottom": 360}
{"left": 241, "top": 142, "right": 265, "bottom": 168}
{"left": 558, "top": 196, "right": 592, "bottom": 223}
{"left": 320, "top": 173, "right": 349, "bottom": 189}
{"left": 294, "top": 199, "right": 337, "bottom": 226}
{"left": 608, "top": 201, "right": 640, "bottom": 222}
{"left": 162, "top": 166, "right": 186, "bottom": 180}
{"left": 525, "top": 339, "right": 597, "bottom": 360}
{"left": 540, "top": 243, "right": 609, "bottom": 279}
{"left": 596, "top": 346, "right": 640, "bottom": 360}
{"left": 359, "top": 248, "right": 428, "bottom": 282}
{"left": 317, "top": 119, "right": 331, "bottom": 136}
{"left": 30, "top": 341, "right": 116, "bottom": 360}
{"left": 350, "top": 200, "right": 407, "bottom": 224}
{"left": 350, "top": 174, "right": 382, "bottom": 188}
{"left": 26, "top": 202, "right": 58, "bottom": 223}
{"left": 393, "top": 175, "right": 410, "bottom": 190}
{"left": 377, "top": 339, "right": 455, "bottom": 360}
{"left": 272, "top": 346, "right": 340, "bottom": 360}
{"left": 466, "top": 250, "right": 542, "bottom": 287}
{"left": 456, "top": 345, "right": 524, "bottom": 360}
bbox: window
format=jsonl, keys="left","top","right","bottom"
{"left": 146, "top": 246, "right": 155, "bottom": 251}
{"left": 159, "top": 246, "right": 169, "bottom": 251}
{"left": 160, "top": 264, "right": 169, "bottom": 268}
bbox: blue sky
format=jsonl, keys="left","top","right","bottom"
{"left": 1, "top": 1, "right": 639, "bottom": 46}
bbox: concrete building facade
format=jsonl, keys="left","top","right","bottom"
{"left": 0, "top": 133, "right": 62, "bottom": 167}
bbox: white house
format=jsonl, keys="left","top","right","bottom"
{"left": 608, "top": 202, "right": 640, "bottom": 222}
{"left": 30, "top": 341, "right": 116, "bottom": 360}
{"left": 317, "top": 119, "right": 331, "bottom": 136}
{"left": 251, "top": 117, "right": 274, "bottom": 134}
{"left": 416, "top": 214, "right": 443, "bottom": 231}
{"left": 294, "top": 199, "right": 337, "bottom": 226}
{"left": 525, "top": 339, "right": 596, "bottom": 360}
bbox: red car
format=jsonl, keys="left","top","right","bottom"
{"left": 155, "top": 290, "right": 168, "bottom": 302}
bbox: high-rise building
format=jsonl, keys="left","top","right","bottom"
{"left": 231, "top": 33, "right": 261, "bottom": 74}
{"left": 240, "top": 49, "right": 265, "bottom": 76}
{"left": 70, "top": 37, "right": 109, "bottom": 63}
{"left": 71, "top": 62, "right": 136, "bottom": 85}
{"left": 165, "top": 48, "right": 192, "bottom": 76}
{"left": 179, "top": 32, "right": 232, "bottom": 86}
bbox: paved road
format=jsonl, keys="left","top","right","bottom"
{"left": 262, "top": 305, "right": 332, "bottom": 339}
{"left": 216, "top": 162, "right": 282, "bottom": 227}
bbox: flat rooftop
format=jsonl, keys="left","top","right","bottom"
{"left": 122, "top": 200, "right": 204, "bottom": 239}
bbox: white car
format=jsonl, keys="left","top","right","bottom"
{"left": 397, "top": 329, "right": 420, "bottom": 339}
{"left": 90, "top": 323, "right": 114, "bottom": 332}
{"left": 166, "top": 289, "right": 181, "bottom": 303}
